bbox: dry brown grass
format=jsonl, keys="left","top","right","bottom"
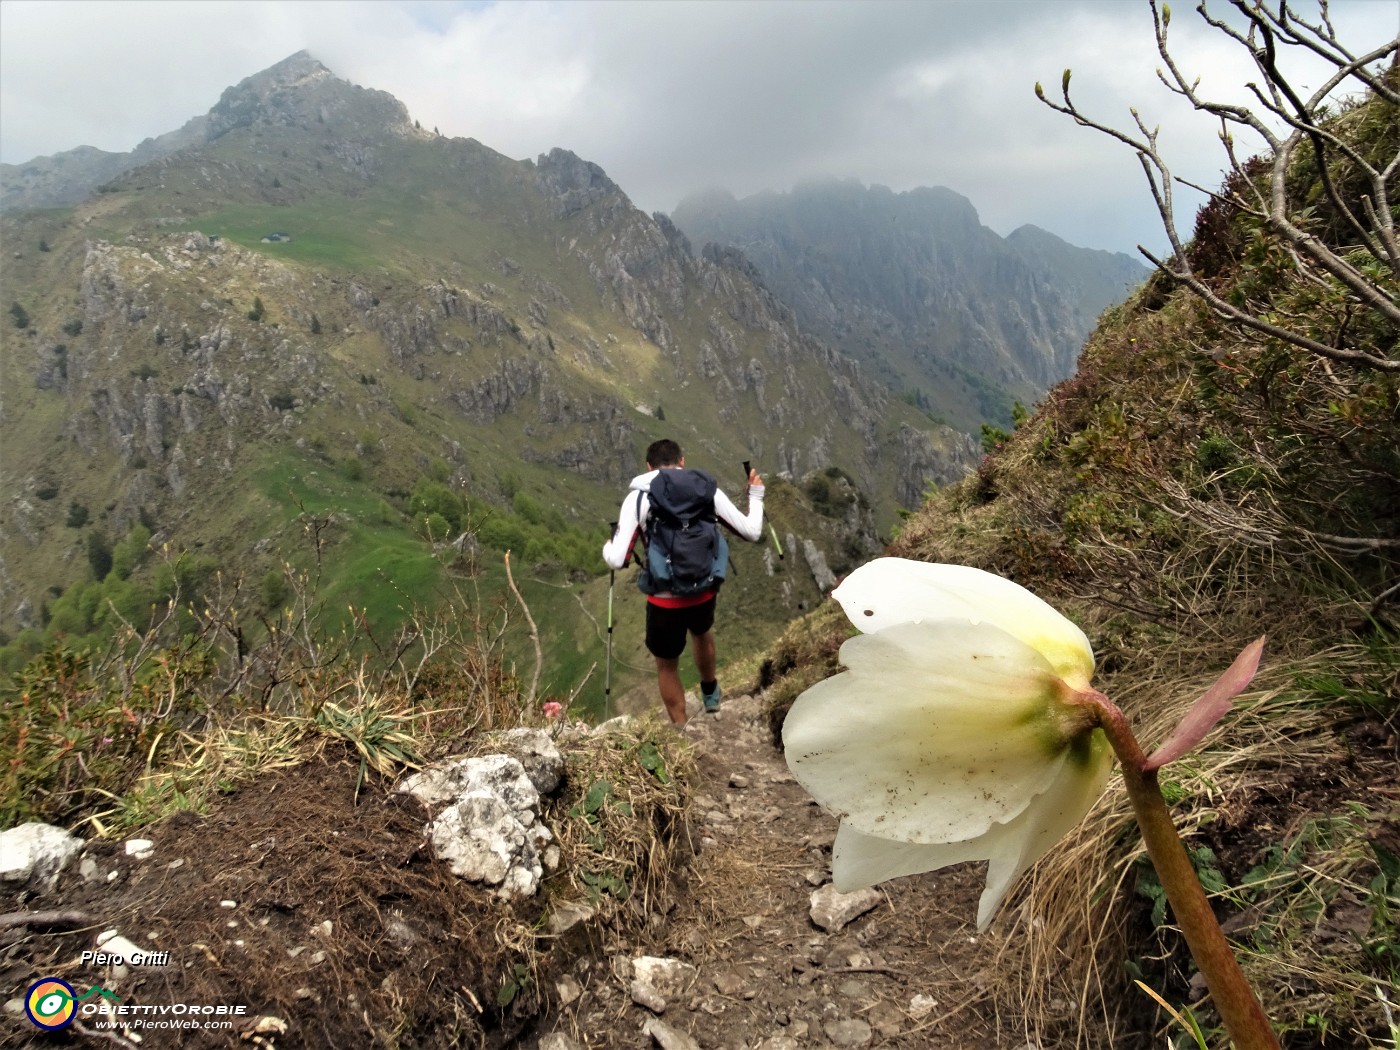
{"left": 547, "top": 714, "right": 695, "bottom": 923}
{"left": 990, "top": 643, "right": 1395, "bottom": 1048}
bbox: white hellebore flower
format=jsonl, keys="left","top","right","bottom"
{"left": 783, "top": 558, "right": 1113, "bottom": 930}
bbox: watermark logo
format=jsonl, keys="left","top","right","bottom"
{"left": 24, "top": 979, "right": 120, "bottom": 1030}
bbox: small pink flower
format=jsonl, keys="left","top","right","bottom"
{"left": 542, "top": 701, "right": 564, "bottom": 719}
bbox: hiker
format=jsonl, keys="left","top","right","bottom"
{"left": 602, "top": 439, "right": 764, "bottom": 724}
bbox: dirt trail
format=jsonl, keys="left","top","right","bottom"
{"left": 537, "top": 689, "right": 1019, "bottom": 1050}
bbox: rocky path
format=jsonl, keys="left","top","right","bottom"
{"left": 535, "top": 690, "right": 1025, "bottom": 1050}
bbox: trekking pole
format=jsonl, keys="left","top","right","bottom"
{"left": 605, "top": 568, "right": 615, "bottom": 721}
{"left": 744, "top": 460, "right": 784, "bottom": 560}
{"left": 605, "top": 521, "right": 618, "bottom": 721}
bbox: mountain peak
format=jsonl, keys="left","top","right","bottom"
{"left": 0, "top": 51, "right": 414, "bottom": 212}
{"left": 264, "top": 49, "right": 326, "bottom": 75}
{"left": 205, "top": 51, "right": 411, "bottom": 144}
{"left": 216, "top": 50, "right": 333, "bottom": 100}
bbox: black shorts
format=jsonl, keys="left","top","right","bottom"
{"left": 645, "top": 597, "right": 716, "bottom": 661}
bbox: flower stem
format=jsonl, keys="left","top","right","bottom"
{"left": 1089, "top": 693, "right": 1280, "bottom": 1050}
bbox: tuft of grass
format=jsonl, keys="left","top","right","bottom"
{"left": 546, "top": 714, "right": 694, "bottom": 920}
{"left": 310, "top": 680, "right": 424, "bottom": 800}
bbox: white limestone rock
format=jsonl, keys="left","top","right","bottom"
{"left": 488, "top": 728, "right": 564, "bottom": 794}
{"left": 809, "top": 884, "right": 882, "bottom": 933}
{"left": 642, "top": 1017, "right": 702, "bottom": 1050}
{"left": 0, "top": 823, "right": 83, "bottom": 891}
{"left": 403, "top": 753, "right": 558, "bottom": 899}
{"left": 93, "top": 930, "right": 150, "bottom": 982}
{"left": 547, "top": 900, "right": 597, "bottom": 935}
{"left": 631, "top": 956, "right": 698, "bottom": 1003}
{"left": 397, "top": 753, "right": 538, "bottom": 811}
{"left": 428, "top": 793, "right": 552, "bottom": 898}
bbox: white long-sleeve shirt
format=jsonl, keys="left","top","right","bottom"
{"left": 601, "top": 468, "right": 764, "bottom": 570}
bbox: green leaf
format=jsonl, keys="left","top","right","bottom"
{"left": 496, "top": 980, "right": 518, "bottom": 1007}
{"left": 637, "top": 741, "right": 669, "bottom": 783}
{"left": 579, "top": 868, "right": 628, "bottom": 898}
{"left": 583, "top": 779, "right": 612, "bottom": 815}
{"left": 1372, "top": 842, "right": 1400, "bottom": 891}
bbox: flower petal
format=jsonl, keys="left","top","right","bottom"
{"left": 832, "top": 559, "right": 1095, "bottom": 688}
{"left": 783, "top": 619, "right": 1077, "bottom": 844}
{"left": 832, "top": 822, "right": 988, "bottom": 891}
{"left": 974, "top": 728, "right": 1113, "bottom": 930}
{"left": 829, "top": 729, "right": 1114, "bottom": 932}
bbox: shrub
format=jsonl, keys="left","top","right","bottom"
{"left": 418, "top": 511, "right": 452, "bottom": 542}
{"left": 1195, "top": 432, "right": 1237, "bottom": 474}
{"left": 409, "top": 480, "right": 465, "bottom": 533}
{"left": 86, "top": 531, "right": 113, "bottom": 580}
{"left": 110, "top": 524, "right": 152, "bottom": 581}
{"left": 512, "top": 492, "right": 544, "bottom": 525}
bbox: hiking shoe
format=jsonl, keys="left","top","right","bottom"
{"left": 702, "top": 684, "right": 723, "bottom": 713}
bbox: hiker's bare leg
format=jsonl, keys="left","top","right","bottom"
{"left": 655, "top": 656, "right": 687, "bottom": 724}
{"left": 692, "top": 630, "right": 716, "bottom": 682}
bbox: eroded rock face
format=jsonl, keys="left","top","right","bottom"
{"left": 673, "top": 181, "right": 1147, "bottom": 396}
{"left": 800, "top": 539, "right": 838, "bottom": 594}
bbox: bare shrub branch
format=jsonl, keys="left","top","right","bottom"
{"left": 1037, "top": 0, "right": 1400, "bottom": 371}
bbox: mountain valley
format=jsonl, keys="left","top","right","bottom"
{"left": 0, "top": 50, "right": 1138, "bottom": 706}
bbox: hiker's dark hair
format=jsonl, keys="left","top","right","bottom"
{"left": 646, "top": 439, "right": 682, "bottom": 468}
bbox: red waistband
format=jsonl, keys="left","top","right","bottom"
{"left": 647, "top": 591, "right": 716, "bottom": 609}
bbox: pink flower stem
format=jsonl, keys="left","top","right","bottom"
{"left": 1083, "top": 690, "right": 1280, "bottom": 1050}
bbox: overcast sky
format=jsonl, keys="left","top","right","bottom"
{"left": 1, "top": 0, "right": 1395, "bottom": 255}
